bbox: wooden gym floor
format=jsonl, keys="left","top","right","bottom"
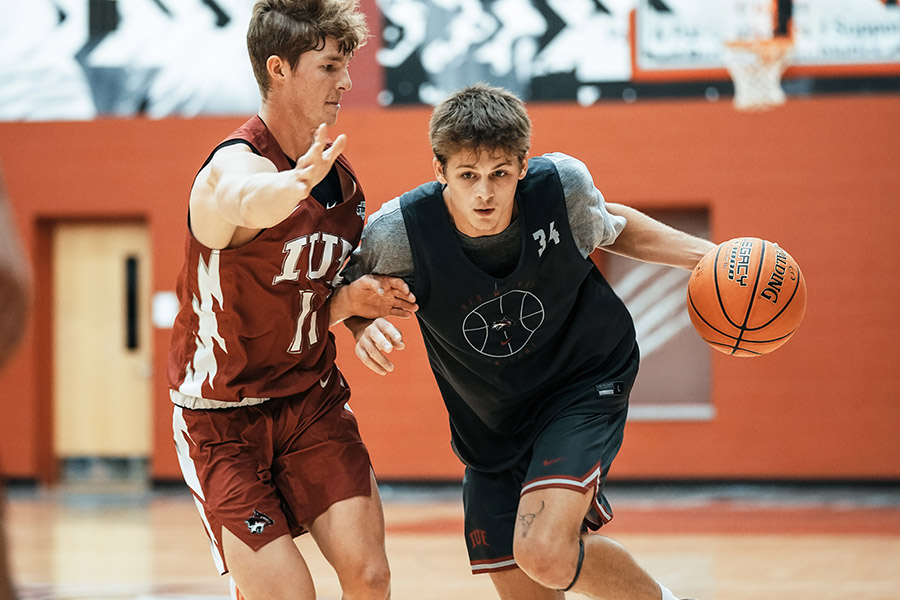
{"left": 4, "top": 479, "right": 900, "bottom": 600}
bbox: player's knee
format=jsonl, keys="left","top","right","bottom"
{"left": 513, "top": 533, "right": 578, "bottom": 590}
{"left": 364, "top": 562, "right": 392, "bottom": 597}
{"left": 341, "top": 559, "right": 391, "bottom": 599}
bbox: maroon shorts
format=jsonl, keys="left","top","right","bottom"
{"left": 173, "top": 371, "right": 372, "bottom": 574}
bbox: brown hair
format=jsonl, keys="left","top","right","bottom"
{"left": 247, "top": 0, "right": 369, "bottom": 98}
{"left": 429, "top": 83, "right": 532, "bottom": 167}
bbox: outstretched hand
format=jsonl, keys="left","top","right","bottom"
{"left": 330, "top": 274, "right": 418, "bottom": 325}
{"left": 293, "top": 123, "right": 347, "bottom": 199}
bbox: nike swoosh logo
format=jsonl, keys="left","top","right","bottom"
{"left": 319, "top": 371, "right": 332, "bottom": 388}
{"left": 542, "top": 457, "right": 564, "bottom": 466}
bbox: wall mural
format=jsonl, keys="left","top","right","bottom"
{"left": 0, "top": 0, "right": 636, "bottom": 120}
{"left": 0, "top": 0, "right": 260, "bottom": 121}
{"left": 377, "top": 0, "right": 633, "bottom": 105}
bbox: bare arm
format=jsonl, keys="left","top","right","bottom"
{"left": 190, "top": 124, "right": 347, "bottom": 250}
{"left": 0, "top": 168, "right": 29, "bottom": 369}
{"left": 329, "top": 275, "right": 417, "bottom": 326}
{"left": 333, "top": 273, "right": 416, "bottom": 375}
{"left": 603, "top": 203, "right": 715, "bottom": 270}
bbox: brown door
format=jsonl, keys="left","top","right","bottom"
{"left": 52, "top": 222, "right": 152, "bottom": 458}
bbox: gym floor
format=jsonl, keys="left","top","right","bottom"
{"left": 4, "top": 478, "right": 900, "bottom": 600}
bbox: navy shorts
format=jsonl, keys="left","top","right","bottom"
{"left": 461, "top": 381, "right": 630, "bottom": 575}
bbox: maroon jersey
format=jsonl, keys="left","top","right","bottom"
{"left": 167, "top": 116, "right": 365, "bottom": 408}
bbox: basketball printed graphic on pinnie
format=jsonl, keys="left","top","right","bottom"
{"left": 462, "top": 290, "right": 544, "bottom": 357}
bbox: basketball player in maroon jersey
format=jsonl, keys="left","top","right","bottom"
{"left": 0, "top": 166, "right": 28, "bottom": 600}
{"left": 167, "top": 2, "right": 416, "bottom": 599}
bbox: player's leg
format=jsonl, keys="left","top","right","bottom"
{"left": 221, "top": 529, "right": 316, "bottom": 600}
{"left": 513, "top": 485, "right": 662, "bottom": 598}
{"left": 489, "top": 567, "right": 563, "bottom": 600}
{"left": 173, "top": 403, "right": 319, "bottom": 600}
{"left": 275, "top": 389, "right": 390, "bottom": 600}
{"left": 512, "top": 369, "right": 683, "bottom": 600}
{"left": 463, "top": 466, "right": 562, "bottom": 599}
{"left": 307, "top": 469, "right": 391, "bottom": 600}
{"left": 0, "top": 493, "right": 16, "bottom": 600}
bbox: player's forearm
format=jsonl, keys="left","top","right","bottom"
{"left": 215, "top": 170, "right": 307, "bottom": 230}
{"left": 605, "top": 203, "right": 715, "bottom": 270}
{"left": 329, "top": 285, "right": 355, "bottom": 326}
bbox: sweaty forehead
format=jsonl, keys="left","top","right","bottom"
{"left": 449, "top": 147, "right": 519, "bottom": 169}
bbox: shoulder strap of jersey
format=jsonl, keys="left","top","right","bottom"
{"left": 197, "top": 115, "right": 293, "bottom": 174}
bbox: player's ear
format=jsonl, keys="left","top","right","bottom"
{"left": 433, "top": 157, "right": 448, "bottom": 184}
{"left": 518, "top": 156, "right": 529, "bottom": 180}
{"left": 266, "top": 55, "right": 286, "bottom": 86}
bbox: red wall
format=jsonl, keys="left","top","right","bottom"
{"left": 1, "top": 94, "right": 898, "bottom": 482}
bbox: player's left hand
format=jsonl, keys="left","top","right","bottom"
{"left": 331, "top": 274, "right": 417, "bottom": 324}
{"left": 354, "top": 317, "right": 405, "bottom": 375}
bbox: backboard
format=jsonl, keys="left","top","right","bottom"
{"left": 633, "top": 0, "right": 900, "bottom": 82}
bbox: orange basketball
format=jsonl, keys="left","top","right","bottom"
{"left": 687, "top": 238, "right": 807, "bottom": 357}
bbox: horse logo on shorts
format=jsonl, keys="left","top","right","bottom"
{"left": 245, "top": 510, "right": 275, "bottom": 534}
{"left": 462, "top": 290, "right": 545, "bottom": 357}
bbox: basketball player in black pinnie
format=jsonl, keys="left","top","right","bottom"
{"left": 341, "top": 84, "right": 713, "bottom": 600}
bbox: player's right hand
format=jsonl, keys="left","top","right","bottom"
{"left": 354, "top": 317, "right": 405, "bottom": 376}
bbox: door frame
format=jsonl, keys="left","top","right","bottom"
{"left": 33, "top": 216, "right": 148, "bottom": 484}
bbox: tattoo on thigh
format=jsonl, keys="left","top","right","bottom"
{"left": 517, "top": 501, "right": 545, "bottom": 538}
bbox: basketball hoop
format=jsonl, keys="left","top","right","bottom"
{"left": 723, "top": 37, "right": 794, "bottom": 111}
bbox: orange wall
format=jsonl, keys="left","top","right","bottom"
{"left": 1, "top": 94, "right": 898, "bottom": 482}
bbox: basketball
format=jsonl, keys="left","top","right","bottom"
{"left": 687, "top": 238, "right": 807, "bottom": 357}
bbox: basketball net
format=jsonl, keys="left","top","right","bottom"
{"left": 722, "top": 37, "right": 794, "bottom": 111}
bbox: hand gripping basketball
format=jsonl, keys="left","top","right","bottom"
{"left": 687, "top": 237, "right": 806, "bottom": 357}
